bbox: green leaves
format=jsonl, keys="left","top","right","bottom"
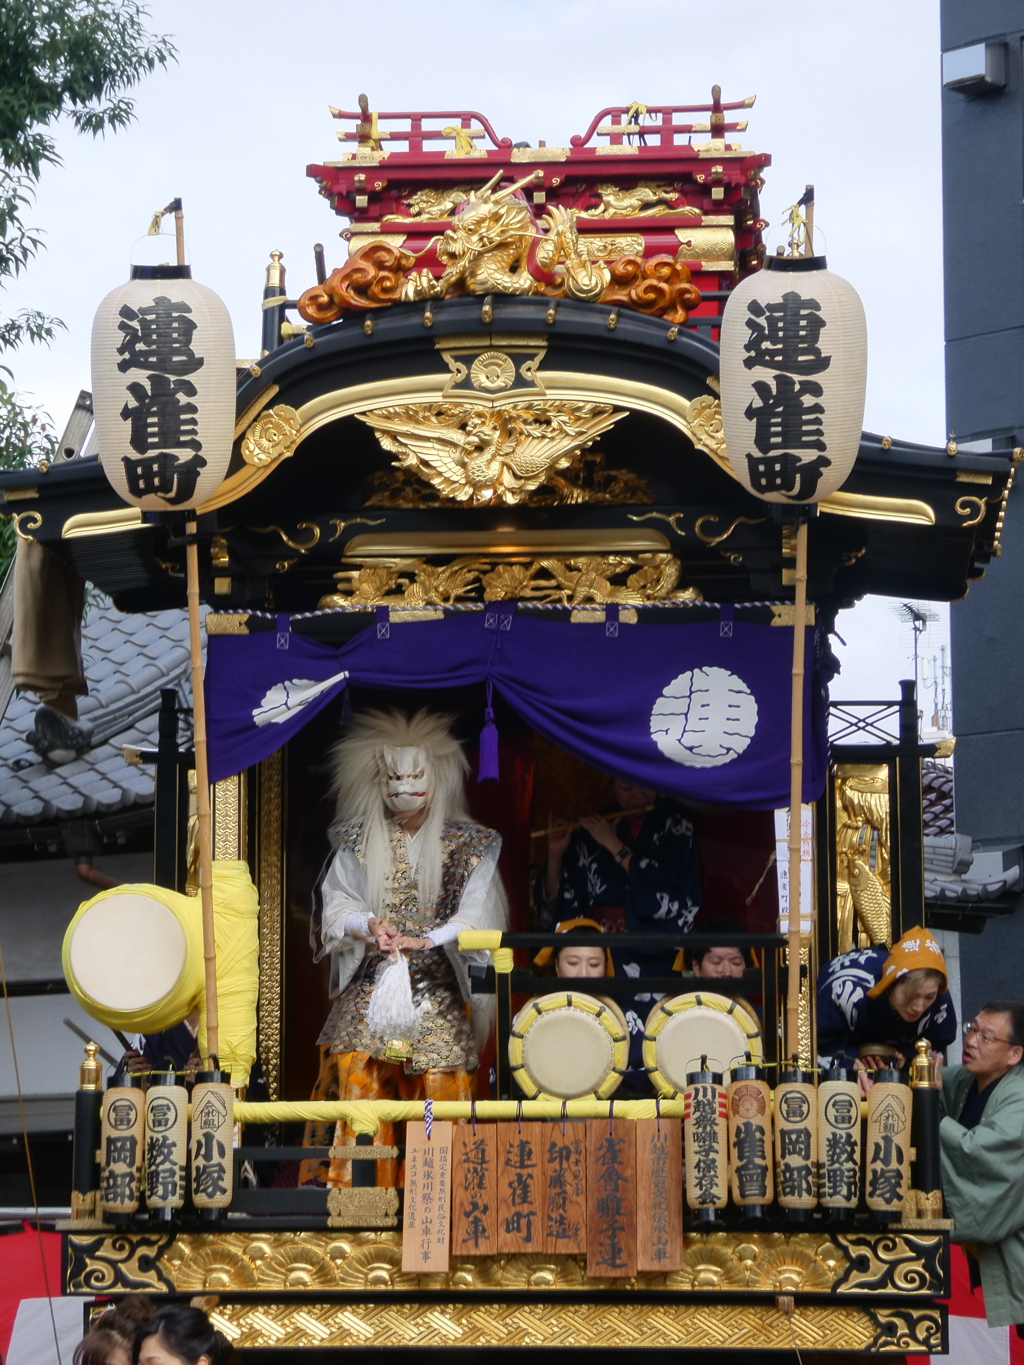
{"left": 0, "top": 1, "right": 176, "bottom": 176}
{"left": 0, "top": 0, "right": 175, "bottom": 523}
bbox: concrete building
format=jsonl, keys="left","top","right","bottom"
{"left": 943, "top": 1, "right": 1024, "bottom": 1003}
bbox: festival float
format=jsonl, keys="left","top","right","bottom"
{"left": 1, "top": 91, "right": 1015, "bottom": 1356}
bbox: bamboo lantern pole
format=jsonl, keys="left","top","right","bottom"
{"left": 186, "top": 518, "right": 218, "bottom": 1062}
{"left": 784, "top": 192, "right": 816, "bottom": 1061}
{"left": 785, "top": 517, "right": 809, "bottom": 1060}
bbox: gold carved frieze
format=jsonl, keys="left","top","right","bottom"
{"left": 317, "top": 553, "right": 691, "bottom": 609}
{"left": 66, "top": 1228, "right": 945, "bottom": 1299}
{"left": 202, "top": 1299, "right": 942, "bottom": 1352}
{"left": 357, "top": 399, "right": 630, "bottom": 506}
{"left": 835, "top": 764, "right": 892, "bottom": 953}
{"left": 581, "top": 182, "right": 683, "bottom": 217}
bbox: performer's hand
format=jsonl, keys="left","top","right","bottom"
{"left": 931, "top": 1051, "right": 944, "bottom": 1090}
{"left": 578, "top": 813, "right": 625, "bottom": 859}
{"left": 393, "top": 934, "right": 432, "bottom": 954}
{"left": 369, "top": 918, "right": 397, "bottom": 951}
{"left": 122, "top": 1048, "right": 148, "bottom": 1075}
{"left": 547, "top": 821, "right": 572, "bottom": 859}
{"left": 853, "top": 1057, "right": 876, "bottom": 1096}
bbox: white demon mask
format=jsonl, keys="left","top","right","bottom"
{"left": 380, "top": 745, "right": 433, "bottom": 814}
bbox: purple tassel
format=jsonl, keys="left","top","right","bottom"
{"left": 478, "top": 682, "right": 499, "bottom": 782}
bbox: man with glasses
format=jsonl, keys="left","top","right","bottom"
{"left": 937, "top": 1000, "right": 1024, "bottom": 1330}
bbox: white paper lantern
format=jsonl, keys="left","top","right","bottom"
{"left": 719, "top": 255, "right": 867, "bottom": 504}
{"left": 91, "top": 265, "right": 235, "bottom": 510}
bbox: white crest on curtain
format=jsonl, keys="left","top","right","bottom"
{"left": 253, "top": 671, "right": 349, "bottom": 726}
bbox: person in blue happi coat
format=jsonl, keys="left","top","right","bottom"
{"left": 537, "top": 776, "right": 702, "bottom": 1094}
{"left": 816, "top": 924, "right": 957, "bottom": 1094}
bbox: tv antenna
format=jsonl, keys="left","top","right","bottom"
{"left": 888, "top": 602, "right": 940, "bottom": 711}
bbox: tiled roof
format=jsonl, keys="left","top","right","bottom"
{"left": 922, "top": 759, "right": 955, "bottom": 837}
{"left": 0, "top": 603, "right": 192, "bottom": 827}
{"left": 924, "top": 834, "right": 1022, "bottom": 904}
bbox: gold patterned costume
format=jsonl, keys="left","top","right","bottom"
{"left": 301, "top": 817, "right": 500, "bottom": 1187}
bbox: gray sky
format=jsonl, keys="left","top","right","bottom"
{"left": 4, "top": 0, "right": 951, "bottom": 704}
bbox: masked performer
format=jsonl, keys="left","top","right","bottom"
{"left": 301, "top": 710, "right": 506, "bottom": 1187}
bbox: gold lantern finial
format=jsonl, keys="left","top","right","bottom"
{"left": 266, "top": 249, "right": 285, "bottom": 291}
{"left": 79, "top": 1041, "right": 102, "bottom": 1091}
{"left": 910, "top": 1037, "right": 936, "bottom": 1088}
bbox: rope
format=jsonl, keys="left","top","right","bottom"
{"left": 0, "top": 926, "right": 63, "bottom": 1363}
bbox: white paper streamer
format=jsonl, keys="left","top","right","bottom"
{"left": 367, "top": 952, "right": 426, "bottom": 1043}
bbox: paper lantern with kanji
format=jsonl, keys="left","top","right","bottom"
{"left": 91, "top": 265, "right": 235, "bottom": 510}
{"left": 719, "top": 255, "right": 867, "bottom": 504}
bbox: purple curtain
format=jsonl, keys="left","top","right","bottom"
{"left": 205, "top": 606, "right": 827, "bottom": 808}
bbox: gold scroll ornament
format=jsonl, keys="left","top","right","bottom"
{"left": 320, "top": 553, "right": 691, "bottom": 610}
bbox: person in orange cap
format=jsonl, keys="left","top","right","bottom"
{"left": 816, "top": 925, "right": 957, "bottom": 1094}
{"left": 533, "top": 918, "right": 614, "bottom": 979}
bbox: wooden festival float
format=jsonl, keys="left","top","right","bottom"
{"left": 2, "top": 92, "right": 1016, "bottom": 1356}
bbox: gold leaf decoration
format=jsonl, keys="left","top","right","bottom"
{"left": 240, "top": 404, "right": 302, "bottom": 468}
{"left": 334, "top": 1242, "right": 419, "bottom": 1291}
{"left": 357, "top": 401, "right": 627, "bottom": 506}
{"left": 667, "top": 1243, "right": 748, "bottom": 1291}
{"left": 175, "top": 1245, "right": 258, "bottom": 1292}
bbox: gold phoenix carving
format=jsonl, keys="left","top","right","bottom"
{"left": 835, "top": 764, "right": 892, "bottom": 953}
{"left": 357, "top": 400, "right": 627, "bottom": 505}
{"left": 318, "top": 553, "right": 691, "bottom": 609}
{"left": 365, "top": 448, "right": 650, "bottom": 508}
{"left": 66, "top": 1228, "right": 945, "bottom": 1299}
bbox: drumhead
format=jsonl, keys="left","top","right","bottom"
{"left": 68, "top": 892, "right": 188, "bottom": 1010}
{"left": 643, "top": 992, "right": 762, "bottom": 1097}
{"left": 510, "top": 992, "right": 629, "bottom": 1100}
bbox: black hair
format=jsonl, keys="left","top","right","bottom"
{"left": 133, "top": 1305, "right": 234, "bottom": 1365}
{"left": 690, "top": 918, "right": 750, "bottom": 968}
{"left": 554, "top": 926, "right": 606, "bottom": 960}
{"left": 981, "top": 1000, "right": 1024, "bottom": 1055}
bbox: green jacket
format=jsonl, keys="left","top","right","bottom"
{"left": 940, "top": 1064, "right": 1024, "bottom": 1328}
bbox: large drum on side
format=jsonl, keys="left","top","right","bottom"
{"left": 63, "top": 885, "right": 204, "bottom": 1034}
{"left": 510, "top": 992, "right": 630, "bottom": 1100}
{"left": 643, "top": 992, "right": 762, "bottom": 1097}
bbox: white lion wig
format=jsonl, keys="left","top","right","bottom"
{"left": 330, "top": 708, "right": 471, "bottom": 917}
{"left": 325, "top": 707, "right": 507, "bottom": 1050}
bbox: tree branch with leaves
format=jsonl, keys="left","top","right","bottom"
{"left": 0, "top": 0, "right": 175, "bottom": 570}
